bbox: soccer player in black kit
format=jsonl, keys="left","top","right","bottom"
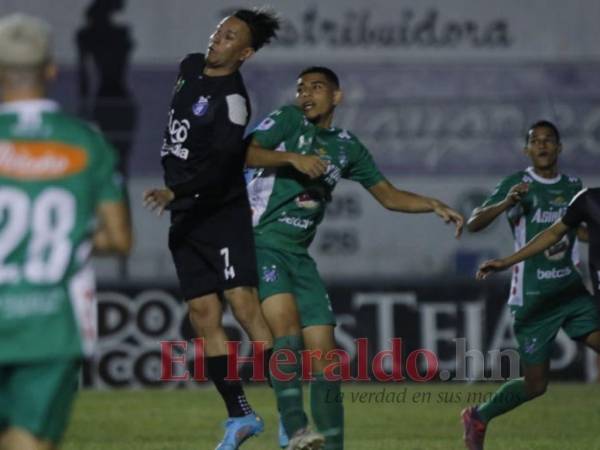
{"left": 477, "top": 187, "right": 600, "bottom": 301}
{"left": 143, "top": 8, "right": 280, "bottom": 450}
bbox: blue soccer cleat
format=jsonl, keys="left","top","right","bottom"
{"left": 215, "top": 413, "right": 265, "bottom": 450}
{"left": 278, "top": 416, "right": 289, "bottom": 448}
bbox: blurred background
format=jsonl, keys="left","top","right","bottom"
{"left": 2, "top": 0, "right": 600, "bottom": 387}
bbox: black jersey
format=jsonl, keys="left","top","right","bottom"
{"left": 562, "top": 187, "right": 600, "bottom": 297}
{"left": 161, "top": 53, "right": 250, "bottom": 209}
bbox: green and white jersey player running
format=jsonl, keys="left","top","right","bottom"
{"left": 461, "top": 120, "right": 600, "bottom": 450}
{"left": 245, "top": 66, "right": 464, "bottom": 450}
{"left": 0, "top": 14, "right": 131, "bottom": 450}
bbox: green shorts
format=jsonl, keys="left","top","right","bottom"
{"left": 0, "top": 359, "right": 80, "bottom": 443}
{"left": 256, "top": 246, "right": 335, "bottom": 327}
{"left": 513, "top": 294, "right": 600, "bottom": 365}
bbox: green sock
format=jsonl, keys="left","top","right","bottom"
{"left": 310, "top": 372, "right": 343, "bottom": 450}
{"left": 477, "top": 378, "right": 529, "bottom": 423}
{"left": 271, "top": 335, "right": 307, "bottom": 436}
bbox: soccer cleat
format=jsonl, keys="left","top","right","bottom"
{"left": 278, "top": 416, "right": 290, "bottom": 448}
{"left": 214, "top": 413, "right": 264, "bottom": 450}
{"left": 461, "top": 406, "right": 487, "bottom": 450}
{"left": 286, "top": 427, "right": 325, "bottom": 450}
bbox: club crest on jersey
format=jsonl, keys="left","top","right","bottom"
{"left": 549, "top": 195, "right": 567, "bottom": 207}
{"left": 262, "top": 265, "right": 278, "bottom": 283}
{"left": 192, "top": 96, "right": 210, "bottom": 116}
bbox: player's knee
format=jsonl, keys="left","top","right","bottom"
{"left": 188, "top": 301, "right": 221, "bottom": 327}
{"left": 526, "top": 379, "right": 548, "bottom": 398}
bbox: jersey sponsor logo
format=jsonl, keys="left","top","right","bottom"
{"left": 162, "top": 110, "right": 190, "bottom": 160}
{"left": 544, "top": 235, "right": 570, "bottom": 261}
{"left": 278, "top": 214, "right": 314, "bottom": 230}
{"left": 0, "top": 140, "right": 88, "bottom": 180}
{"left": 261, "top": 265, "right": 278, "bottom": 283}
{"left": 295, "top": 192, "right": 321, "bottom": 209}
{"left": 536, "top": 267, "right": 572, "bottom": 280}
{"left": 549, "top": 195, "right": 568, "bottom": 207}
{"left": 192, "top": 95, "right": 210, "bottom": 116}
{"left": 531, "top": 207, "right": 566, "bottom": 224}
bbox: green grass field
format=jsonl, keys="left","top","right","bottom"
{"left": 63, "top": 383, "right": 600, "bottom": 450}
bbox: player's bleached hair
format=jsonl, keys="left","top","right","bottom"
{"left": 298, "top": 66, "right": 340, "bottom": 88}
{"left": 526, "top": 120, "right": 561, "bottom": 144}
{"left": 233, "top": 7, "right": 280, "bottom": 51}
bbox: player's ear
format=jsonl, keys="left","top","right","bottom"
{"left": 333, "top": 88, "right": 343, "bottom": 106}
{"left": 239, "top": 47, "right": 255, "bottom": 63}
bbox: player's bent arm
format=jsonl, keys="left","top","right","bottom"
{"left": 504, "top": 219, "right": 570, "bottom": 267}
{"left": 466, "top": 201, "right": 512, "bottom": 232}
{"left": 246, "top": 139, "right": 327, "bottom": 178}
{"left": 245, "top": 141, "right": 296, "bottom": 168}
{"left": 368, "top": 179, "right": 443, "bottom": 213}
{"left": 93, "top": 201, "right": 132, "bottom": 255}
{"left": 368, "top": 180, "right": 464, "bottom": 237}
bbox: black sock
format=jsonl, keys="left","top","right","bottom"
{"left": 206, "top": 355, "right": 253, "bottom": 417}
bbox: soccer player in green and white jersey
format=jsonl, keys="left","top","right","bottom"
{"left": 245, "top": 66, "right": 464, "bottom": 450}
{"left": 461, "top": 120, "right": 600, "bottom": 450}
{"left": 0, "top": 14, "right": 131, "bottom": 450}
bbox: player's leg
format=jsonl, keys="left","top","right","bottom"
{"left": 582, "top": 330, "right": 600, "bottom": 352}
{"left": 294, "top": 254, "right": 339, "bottom": 450}
{"left": 256, "top": 247, "right": 310, "bottom": 445}
{"left": 225, "top": 286, "right": 273, "bottom": 344}
{"left": 0, "top": 428, "right": 39, "bottom": 450}
{"left": 0, "top": 360, "right": 79, "bottom": 450}
{"left": 462, "top": 314, "right": 557, "bottom": 450}
{"left": 302, "top": 325, "right": 342, "bottom": 450}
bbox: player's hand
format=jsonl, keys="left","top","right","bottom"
{"left": 290, "top": 154, "right": 328, "bottom": 179}
{"left": 432, "top": 201, "right": 464, "bottom": 238}
{"left": 476, "top": 259, "right": 510, "bottom": 280}
{"left": 505, "top": 182, "right": 529, "bottom": 206}
{"left": 143, "top": 187, "right": 174, "bottom": 216}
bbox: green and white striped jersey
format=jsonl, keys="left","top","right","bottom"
{"left": 482, "top": 167, "right": 586, "bottom": 320}
{"left": 248, "top": 105, "right": 384, "bottom": 253}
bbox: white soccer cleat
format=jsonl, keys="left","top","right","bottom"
{"left": 286, "top": 427, "right": 325, "bottom": 450}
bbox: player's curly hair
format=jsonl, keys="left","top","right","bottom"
{"left": 233, "top": 7, "right": 280, "bottom": 51}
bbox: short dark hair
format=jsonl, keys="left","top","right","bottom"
{"left": 233, "top": 7, "right": 280, "bottom": 51}
{"left": 298, "top": 66, "right": 340, "bottom": 88}
{"left": 526, "top": 120, "right": 561, "bottom": 144}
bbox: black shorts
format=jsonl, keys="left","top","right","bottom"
{"left": 168, "top": 195, "right": 258, "bottom": 300}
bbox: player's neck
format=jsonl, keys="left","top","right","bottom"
{"left": 203, "top": 61, "right": 240, "bottom": 77}
{"left": 315, "top": 112, "right": 334, "bottom": 129}
{"left": 531, "top": 166, "right": 559, "bottom": 179}
{"left": 1, "top": 86, "right": 46, "bottom": 103}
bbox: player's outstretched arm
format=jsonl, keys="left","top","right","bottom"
{"left": 476, "top": 219, "right": 571, "bottom": 279}
{"left": 368, "top": 179, "right": 464, "bottom": 238}
{"left": 142, "top": 187, "right": 175, "bottom": 216}
{"left": 246, "top": 138, "right": 327, "bottom": 179}
{"left": 94, "top": 201, "right": 132, "bottom": 254}
{"left": 467, "top": 182, "right": 529, "bottom": 232}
